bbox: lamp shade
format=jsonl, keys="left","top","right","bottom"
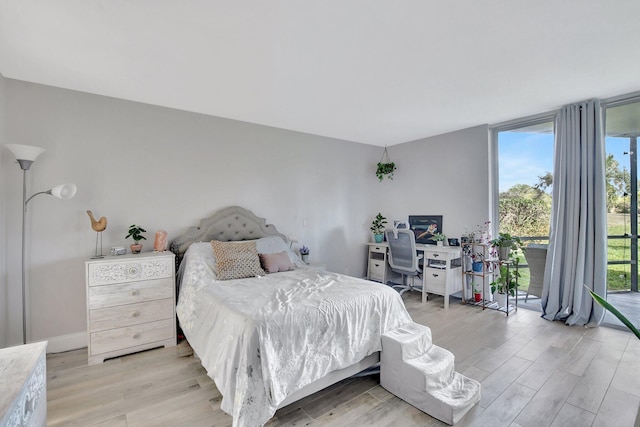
{"left": 50, "top": 183, "right": 77, "bottom": 200}
{"left": 6, "top": 144, "right": 46, "bottom": 162}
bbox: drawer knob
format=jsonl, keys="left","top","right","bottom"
{"left": 374, "top": 263, "right": 380, "bottom": 267}
{"left": 132, "top": 333, "right": 140, "bottom": 339}
{"left": 130, "top": 290, "right": 139, "bottom": 296}
{"left": 432, "top": 274, "right": 439, "bottom": 278}
{"left": 132, "top": 311, "right": 140, "bottom": 318}
{"left": 433, "top": 253, "right": 440, "bottom": 257}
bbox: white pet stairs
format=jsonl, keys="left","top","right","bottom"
{"left": 381, "top": 322, "right": 481, "bottom": 425}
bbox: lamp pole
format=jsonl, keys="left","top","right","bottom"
{"left": 6, "top": 144, "right": 76, "bottom": 345}
{"left": 21, "top": 168, "right": 28, "bottom": 345}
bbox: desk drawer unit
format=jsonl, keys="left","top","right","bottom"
{"left": 86, "top": 252, "right": 176, "bottom": 365}
{"left": 367, "top": 244, "right": 388, "bottom": 283}
{"left": 422, "top": 247, "right": 462, "bottom": 309}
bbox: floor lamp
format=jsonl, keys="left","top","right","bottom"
{"left": 6, "top": 144, "right": 77, "bottom": 345}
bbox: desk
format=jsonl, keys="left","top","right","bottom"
{"left": 366, "top": 242, "right": 462, "bottom": 309}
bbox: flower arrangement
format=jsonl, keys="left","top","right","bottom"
{"left": 299, "top": 245, "right": 309, "bottom": 255}
{"left": 470, "top": 220, "right": 492, "bottom": 243}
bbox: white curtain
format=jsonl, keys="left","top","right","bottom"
{"left": 541, "top": 100, "right": 607, "bottom": 326}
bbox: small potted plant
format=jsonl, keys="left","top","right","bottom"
{"left": 489, "top": 232, "right": 523, "bottom": 261}
{"left": 490, "top": 262, "right": 520, "bottom": 307}
{"left": 470, "top": 251, "right": 484, "bottom": 272}
{"left": 472, "top": 283, "right": 482, "bottom": 302}
{"left": 376, "top": 147, "right": 396, "bottom": 181}
{"left": 125, "top": 224, "right": 147, "bottom": 254}
{"left": 432, "top": 233, "right": 447, "bottom": 246}
{"left": 370, "top": 213, "right": 388, "bottom": 243}
{"left": 299, "top": 245, "right": 309, "bottom": 264}
{"left": 376, "top": 162, "right": 396, "bottom": 181}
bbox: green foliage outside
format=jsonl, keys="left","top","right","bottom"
{"left": 499, "top": 164, "right": 636, "bottom": 293}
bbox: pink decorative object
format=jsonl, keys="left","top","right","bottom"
{"left": 154, "top": 230, "right": 168, "bottom": 252}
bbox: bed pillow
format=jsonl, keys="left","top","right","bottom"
{"left": 259, "top": 251, "right": 295, "bottom": 273}
{"left": 256, "top": 236, "right": 306, "bottom": 268}
{"left": 210, "top": 240, "right": 265, "bottom": 280}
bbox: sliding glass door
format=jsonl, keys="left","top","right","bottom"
{"left": 605, "top": 99, "right": 640, "bottom": 292}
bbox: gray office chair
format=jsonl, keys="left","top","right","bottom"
{"left": 524, "top": 244, "right": 547, "bottom": 301}
{"left": 385, "top": 228, "right": 423, "bottom": 296}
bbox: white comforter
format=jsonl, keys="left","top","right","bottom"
{"left": 176, "top": 242, "right": 412, "bottom": 427}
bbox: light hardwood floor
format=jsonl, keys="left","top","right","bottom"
{"left": 47, "top": 292, "right": 640, "bottom": 426}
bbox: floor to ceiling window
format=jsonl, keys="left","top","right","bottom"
{"left": 605, "top": 99, "right": 640, "bottom": 293}
{"left": 494, "top": 118, "right": 555, "bottom": 295}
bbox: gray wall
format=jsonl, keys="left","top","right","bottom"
{"left": 381, "top": 126, "right": 491, "bottom": 238}
{"left": 0, "top": 73, "right": 7, "bottom": 349}
{"left": 1, "top": 79, "right": 490, "bottom": 350}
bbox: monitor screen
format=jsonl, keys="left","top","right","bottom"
{"left": 408, "top": 215, "right": 443, "bottom": 245}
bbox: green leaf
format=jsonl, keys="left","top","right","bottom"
{"left": 586, "top": 286, "right": 640, "bottom": 340}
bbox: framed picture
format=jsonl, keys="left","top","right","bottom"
{"left": 408, "top": 215, "right": 443, "bottom": 245}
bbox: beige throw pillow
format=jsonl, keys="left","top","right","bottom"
{"left": 259, "top": 251, "right": 295, "bottom": 273}
{"left": 211, "top": 240, "right": 265, "bottom": 280}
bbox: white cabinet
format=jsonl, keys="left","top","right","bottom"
{"left": 421, "top": 246, "right": 462, "bottom": 309}
{"left": 367, "top": 243, "right": 388, "bottom": 283}
{"left": 0, "top": 341, "right": 47, "bottom": 427}
{"left": 85, "top": 252, "right": 176, "bottom": 365}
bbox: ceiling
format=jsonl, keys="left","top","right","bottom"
{"left": 1, "top": 1, "right": 639, "bottom": 146}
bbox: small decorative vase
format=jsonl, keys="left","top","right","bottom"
{"left": 474, "top": 293, "right": 482, "bottom": 302}
{"left": 130, "top": 243, "right": 143, "bottom": 254}
{"left": 472, "top": 262, "right": 483, "bottom": 272}
{"left": 301, "top": 254, "right": 309, "bottom": 264}
{"left": 436, "top": 241, "right": 444, "bottom": 247}
{"left": 374, "top": 234, "right": 384, "bottom": 243}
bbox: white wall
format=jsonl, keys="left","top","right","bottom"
{"left": 0, "top": 73, "right": 7, "bottom": 348}
{"left": 1, "top": 79, "right": 491, "bottom": 351}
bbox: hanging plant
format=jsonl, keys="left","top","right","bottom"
{"left": 376, "top": 146, "right": 396, "bottom": 181}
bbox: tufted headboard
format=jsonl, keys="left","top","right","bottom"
{"left": 169, "top": 206, "right": 288, "bottom": 269}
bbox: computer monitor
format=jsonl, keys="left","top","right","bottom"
{"left": 408, "top": 215, "right": 443, "bottom": 245}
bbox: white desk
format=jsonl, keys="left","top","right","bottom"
{"left": 366, "top": 242, "right": 462, "bottom": 309}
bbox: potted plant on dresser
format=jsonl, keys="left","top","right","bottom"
{"left": 125, "top": 224, "right": 147, "bottom": 254}
{"left": 370, "top": 213, "right": 388, "bottom": 243}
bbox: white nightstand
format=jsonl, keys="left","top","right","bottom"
{"left": 85, "top": 251, "right": 176, "bottom": 365}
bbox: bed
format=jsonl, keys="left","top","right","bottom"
{"left": 171, "top": 206, "right": 413, "bottom": 427}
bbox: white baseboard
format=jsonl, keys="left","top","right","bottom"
{"left": 45, "top": 331, "right": 87, "bottom": 354}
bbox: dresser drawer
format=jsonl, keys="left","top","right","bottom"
{"left": 369, "top": 245, "right": 386, "bottom": 254}
{"left": 369, "top": 260, "right": 385, "bottom": 281}
{"left": 90, "top": 319, "right": 174, "bottom": 355}
{"left": 89, "top": 278, "right": 173, "bottom": 309}
{"left": 87, "top": 256, "right": 173, "bottom": 286}
{"left": 424, "top": 268, "right": 446, "bottom": 293}
{"left": 89, "top": 298, "right": 174, "bottom": 332}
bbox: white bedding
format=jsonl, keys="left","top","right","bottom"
{"left": 176, "top": 241, "right": 412, "bottom": 427}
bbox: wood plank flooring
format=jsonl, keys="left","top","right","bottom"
{"left": 46, "top": 292, "right": 640, "bottom": 426}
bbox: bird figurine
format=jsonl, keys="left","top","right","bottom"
{"left": 86, "top": 210, "right": 107, "bottom": 232}
{"left": 86, "top": 210, "right": 107, "bottom": 258}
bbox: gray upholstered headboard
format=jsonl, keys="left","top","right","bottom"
{"left": 169, "top": 206, "right": 288, "bottom": 269}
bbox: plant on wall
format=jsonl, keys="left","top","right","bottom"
{"left": 376, "top": 146, "right": 396, "bottom": 181}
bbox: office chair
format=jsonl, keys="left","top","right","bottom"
{"left": 385, "top": 228, "right": 423, "bottom": 296}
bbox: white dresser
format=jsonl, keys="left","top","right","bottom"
{"left": 85, "top": 252, "right": 176, "bottom": 365}
{"left": 0, "top": 341, "right": 47, "bottom": 427}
